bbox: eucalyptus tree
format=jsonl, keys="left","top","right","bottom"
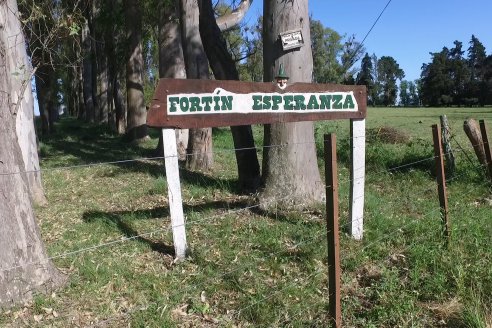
{"left": 125, "top": 0, "right": 148, "bottom": 142}
{"left": 198, "top": 0, "right": 260, "bottom": 190}
{"left": 151, "top": 0, "right": 189, "bottom": 159}
{"left": 261, "top": 0, "right": 323, "bottom": 208}
{"left": 178, "top": 0, "right": 213, "bottom": 170}
{"left": 0, "top": 0, "right": 64, "bottom": 308}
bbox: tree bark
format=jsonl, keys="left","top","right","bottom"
{"left": 155, "top": 1, "right": 188, "bottom": 160}
{"left": 94, "top": 7, "right": 109, "bottom": 124}
{"left": 179, "top": 0, "right": 213, "bottom": 170}
{"left": 105, "top": 0, "right": 125, "bottom": 134}
{"left": 125, "top": 0, "right": 148, "bottom": 142}
{"left": 6, "top": 0, "right": 47, "bottom": 205}
{"left": 261, "top": 0, "right": 323, "bottom": 208}
{"left": 35, "top": 65, "right": 54, "bottom": 135}
{"left": 0, "top": 1, "right": 64, "bottom": 308}
{"left": 198, "top": 0, "right": 260, "bottom": 191}
{"left": 77, "top": 61, "right": 85, "bottom": 120}
{"left": 82, "top": 14, "right": 95, "bottom": 122}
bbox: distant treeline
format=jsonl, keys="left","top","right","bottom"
{"left": 354, "top": 35, "right": 492, "bottom": 107}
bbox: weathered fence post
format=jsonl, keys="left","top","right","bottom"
{"left": 479, "top": 120, "right": 492, "bottom": 182}
{"left": 464, "top": 118, "right": 487, "bottom": 167}
{"left": 163, "top": 128, "right": 188, "bottom": 259}
{"left": 432, "top": 125, "right": 450, "bottom": 245}
{"left": 349, "top": 118, "right": 366, "bottom": 240}
{"left": 324, "top": 133, "right": 341, "bottom": 328}
{"left": 440, "top": 115, "right": 455, "bottom": 178}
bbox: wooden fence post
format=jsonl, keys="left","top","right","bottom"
{"left": 432, "top": 125, "right": 450, "bottom": 245}
{"left": 349, "top": 118, "right": 366, "bottom": 240}
{"left": 324, "top": 133, "right": 341, "bottom": 328}
{"left": 163, "top": 128, "right": 188, "bottom": 259}
{"left": 440, "top": 115, "right": 455, "bottom": 178}
{"left": 479, "top": 120, "right": 492, "bottom": 182}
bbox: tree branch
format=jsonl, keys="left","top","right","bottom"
{"left": 216, "top": 0, "right": 252, "bottom": 32}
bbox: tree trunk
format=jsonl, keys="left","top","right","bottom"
{"left": 179, "top": 0, "right": 213, "bottom": 170}
{"left": 6, "top": 0, "right": 47, "bottom": 205}
{"left": 68, "top": 65, "right": 80, "bottom": 117}
{"left": 114, "top": 74, "right": 126, "bottom": 134}
{"left": 0, "top": 1, "right": 63, "bottom": 308}
{"left": 94, "top": 11, "right": 109, "bottom": 124}
{"left": 155, "top": 1, "right": 188, "bottom": 160}
{"left": 82, "top": 15, "right": 95, "bottom": 122}
{"left": 96, "top": 50, "right": 109, "bottom": 123}
{"left": 105, "top": 0, "right": 114, "bottom": 129}
{"left": 125, "top": 0, "right": 148, "bottom": 142}
{"left": 198, "top": 0, "right": 260, "bottom": 191}
{"left": 35, "top": 65, "right": 54, "bottom": 135}
{"left": 77, "top": 61, "right": 85, "bottom": 120}
{"left": 261, "top": 0, "right": 323, "bottom": 208}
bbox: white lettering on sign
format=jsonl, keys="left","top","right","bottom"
{"left": 280, "top": 29, "right": 304, "bottom": 50}
{"left": 167, "top": 88, "right": 358, "bottom": 115}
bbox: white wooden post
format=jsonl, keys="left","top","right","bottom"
{"left": 349, "top": 118, "right": 366, "bottom": 240}
{"left": 162, "top": 128, "right": 187, "bottom": 259}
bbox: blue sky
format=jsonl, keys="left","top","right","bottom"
{"left": 245, "top": 0, "right": 492, "bottom": 82}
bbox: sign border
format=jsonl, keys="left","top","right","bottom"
{"left": 147, "top": 78, "right": 367, "bottom": 129}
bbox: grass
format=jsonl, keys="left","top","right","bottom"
{"left": 1, "top": 107, "right": 491, "bottom": 327}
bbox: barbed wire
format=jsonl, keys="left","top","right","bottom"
{"left": 2, "top": 128, "right": 490, "bottom": 179}
{"left": 40, "top": 196, "right": 327, "bottom": 327}
{"left": 80, "top": 167, "right": 481, "bottom": 326}
{"left": 2, "top": 122, "right": 491, "bottom": 326}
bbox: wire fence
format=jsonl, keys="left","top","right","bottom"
{"left": 1, "top": 121, "right": 491, "bottom": 327}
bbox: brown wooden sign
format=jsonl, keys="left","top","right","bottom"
{"left": 147, "top": 78, "right": 367, "bottom": 129}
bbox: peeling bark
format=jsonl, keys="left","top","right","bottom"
{"left": 7, "top": 0, "right": 46, "bottom": 205}
{"left": 0, "top": 0, "right": 64, "bottom": 308}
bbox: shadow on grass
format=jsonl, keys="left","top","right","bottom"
{"left": 39, "top": 117, "right": 155, "bottom": 165}
{"left": 40, "top": 118, "right": 246, "bottom": 193}
{"left": 82, "top": 208, "right": 175, "bottom": 256}
{"left": 82, "top": 199, "right": 251, "bottom": 255}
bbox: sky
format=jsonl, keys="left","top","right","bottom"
{"left": 245, "top": 0, "right": 492, "bottom": 82}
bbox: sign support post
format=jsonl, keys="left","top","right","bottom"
{"left": 162, "top": 128, "right": 187, "bottom": 259}
{"left": 349, "top": 118, "right": 366, "bottom": 240}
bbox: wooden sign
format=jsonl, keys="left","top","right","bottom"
{"left": 149, "top": 78, "right": 368, "bottom": 259}
{"left": 147, "top": 78, "right": 366, "bottom": 129}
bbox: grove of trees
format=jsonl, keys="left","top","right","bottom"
{"left": 420, "top": 36, "right": 492, "bottom": 107}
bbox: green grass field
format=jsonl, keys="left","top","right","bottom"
{"left": 1, "top": 107, "right": 491, "bottom": 327}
